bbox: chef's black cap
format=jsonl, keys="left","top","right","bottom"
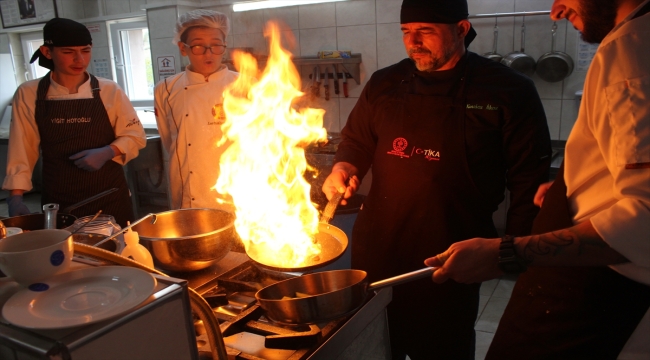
{"left": 29, "top": 18, "right": 93, "bottom": 70}
{"left": 401, "top": 0, "right": 477, "bottom": 47}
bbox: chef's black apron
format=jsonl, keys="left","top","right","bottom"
{"left": 35, "top": 73, "right": 134, "bottom": 227}
{"left": 487, "top": 162, "right": 650, "bottom": 359}
{"left": 351, "top": 58, "right": 496, "bottom": 360}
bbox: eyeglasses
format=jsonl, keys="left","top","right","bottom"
{"left": 183, "top": 43, "right": 227, "bottom": 55}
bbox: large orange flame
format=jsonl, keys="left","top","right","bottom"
{"left": 216, "top": 21, "right": 327, "bottom": 268}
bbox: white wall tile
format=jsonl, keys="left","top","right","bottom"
{"left": 130, "top": 0, "right": 146, "bottom": 12}
{"left": 313, "top": 96, "right": 341, "bottom": 132}
{"left": 280, "top": 29, "right": 301, "bottom": 58}
{"left": 147, "top": 7, "right": 178, "bottom": 40}
{"left": 337, "top": 24, "right": 377, "bottom": 98}
{"left": 339, "top": 97, "right": 357, "bottom": 129}
{"left": 541, "top": 98, "right": 562, "bottom": 140}
{"left": 264, "top": 7, "right": 299, "bottom": 30}
{"left": 299, "top": 27, "right": 337, "bottom": 57}
{"left": 105, "top": 0, "right": 131, "bottom": 16}
{"left": 560, "top": 98, "right": 579, "bottom": 140}
{"left": 376, "top": 0, "right": 400, "bottom": 24}
{"left": 232, "top": 8, "right": 264, "bottom": 35}
{"left": 60, "top": 0, "right": 85, "bottom": 19}
{"left": 231, "top": 33, "right": 267, "bottom": 56}
{"left": 377, "top": 23, "right": 405, "bottom": 70}
{"left": 80, "top": 0, "right": 100, "bottom": 18}
{"left": 335, "top": 0, "right": 375, "bottom": 27}
{"left": 298, "top": 3, "right": 336, "bottom": 29}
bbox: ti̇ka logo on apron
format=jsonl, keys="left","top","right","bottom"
{"left": 387, "top": 137, "right": 441, "bottom": 161}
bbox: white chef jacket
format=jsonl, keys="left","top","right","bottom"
{"left": 153, "top": 65, "right": 238, "bottom": 209}
{"left": 564, "top": 1, "right": 650, "bottom": 357}
{"left": 2, "top": 73, "right": 146, "bottom": 192}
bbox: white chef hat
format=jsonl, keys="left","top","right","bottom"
{"left": 173, "top": 9, "right": 230, "bottom": 44}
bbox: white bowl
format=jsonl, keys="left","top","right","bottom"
{"left": 0, "top": 229, "right": 73, "bottom": 287}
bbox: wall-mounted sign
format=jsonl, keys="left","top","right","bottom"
{"left": 92, "top": 58, "right": 111, "bottom": 79}
{"left": 157, "top": 55, "right": 176, "bottom": 81}
{"left": 0, "top": 0, "right": 58, "bottom": 29}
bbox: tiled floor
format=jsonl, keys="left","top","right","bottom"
{"left": 1, "top": 192, "right": 515, "bottom": 360}
{"left": 475, "top": 274, "right": 517, "bottom": 359}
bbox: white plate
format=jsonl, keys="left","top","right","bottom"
{"left": 2, "top": 266, "right": 156, "bottom": 329}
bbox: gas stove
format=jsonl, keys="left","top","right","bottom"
{"left": 167, "top": 251, "right": 393, "bottom": 360}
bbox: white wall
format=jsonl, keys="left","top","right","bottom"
{"left": 1, "top": 0, "right": 585, "bottom": 140}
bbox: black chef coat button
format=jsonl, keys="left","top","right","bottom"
{"left": 186, "top": 114, "right": 189, "bottom": 116}
{"left": 190, "top": 171, "right": 193, "bottom": 174}
{"left": 188, "top": 143, "right": 191, "bottom": 146}
{"left": 192, "top": 198, "right": 195, "bottom": 201}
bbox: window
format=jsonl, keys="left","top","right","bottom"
{"left": 110, "top": 21, "right": 154, "bottom": 108}
{"left": 20, "top": 31, "right": 48, "bottom": 81}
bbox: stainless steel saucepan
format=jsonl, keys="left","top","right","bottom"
{"left": 255, "top": 267, "right": 435, "bottom": 325}
{"left": 536, "top": 22, "right": 574, "bottom": 82}
{"left": 483, "top": 18, "right": 503, "bottom": 62}
{"left": 501, "top": 16, "right": 536, "bottom": 76}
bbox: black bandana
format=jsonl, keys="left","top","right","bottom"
{"left": 400, "top": 0, "right": 477, "bottom": 47}
{"left": 29, "top": 18, "right": 93, "bottom": 70}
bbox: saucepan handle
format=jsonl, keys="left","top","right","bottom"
{"left": 367, "top": 267, "right": 436, "bottom": 291}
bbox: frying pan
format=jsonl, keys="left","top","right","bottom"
{"left": 501, "top": 16, "right": 536, "bottom": 77}
{"left": 255, "top": 267, "right": 435, "bottom": 325}
{"left": 246, "top": 191, "right": 348, "bottom": 272}
{"left": 0, "top": 188, "right": 118, "bottom": 231}
{"left": 536, "top": 22, "right": 574, "bottom": 82}
{"left": 482, "top": 19, "right": 503, "bottom": 62}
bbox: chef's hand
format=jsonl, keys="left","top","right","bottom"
{"left": 7, "top": 194, "right": 32, "bottom": 217}
{"left": 69, "top": 145, "right": 116, "bottom": 172}
{"left": 424, "top": 238, "right": 503, "bottom": 284}
{"left": 322, "top": 161, "right": 359, "bottom": 205}
{"left": 534, "top": 181, "right": 554, "bottom": 207}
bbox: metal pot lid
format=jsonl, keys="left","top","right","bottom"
{"left": 246, "top": 223, "right": 348, "bottom": 272}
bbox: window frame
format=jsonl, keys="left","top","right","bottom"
{"left": 109, "top": 20, "right": 153, "bottom": 108}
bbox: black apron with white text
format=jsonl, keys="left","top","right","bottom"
{"left": 351, "top": 59, "right": 496, "bottom": 360}
{"left": 487, "top": 162, "right": 650, "bottom": 359}
{"left": 35, "top": 74, "right": 134, "bottom": 227}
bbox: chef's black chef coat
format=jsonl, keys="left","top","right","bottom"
{"left": 334, "top": 52, "right": 552, "bottom": 359}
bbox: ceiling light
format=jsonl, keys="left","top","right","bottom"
{"left": 233, "top": 0, "right": 347, "bottom": 12}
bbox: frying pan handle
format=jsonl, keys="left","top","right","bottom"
{"left": 367, "top": 267, "right": 436, "bottom": 291}
{"left": 551, "top": 22, "right": 558, "bottom": 53}
{"left": 520, "top": 16, "right": 527, "bottom": 52}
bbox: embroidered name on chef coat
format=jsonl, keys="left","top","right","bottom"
{"left": 51, "top": 117, "right": 91, "bottom": 124}
{"left": 466, "top": 103, "right": 499, "bottom": 111}
{"left": 209, "top": 103, "right": 226, "bottom": 125}
{"left": 387, "top": 137, "right": 441, "bottom": 161}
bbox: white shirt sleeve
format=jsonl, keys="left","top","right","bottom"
{"left": 2, "top": 82, "right": 41, "bottom": 191}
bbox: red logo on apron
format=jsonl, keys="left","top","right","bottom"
{"left": 387, "top": 137, "right": 411, "bottom": 158}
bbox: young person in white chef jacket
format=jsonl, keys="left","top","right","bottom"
{"left": 154, "top": 10, "right": 238, "bottom": 210}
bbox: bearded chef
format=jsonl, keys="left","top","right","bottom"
{"left": 321, "top": 0, "right": 552, "bottom": 358}
{"left": 2, "top": 18, "right": 146, "bottom": 227}
{"left": 154, "top": 9, "right": 238, "bottom": 210}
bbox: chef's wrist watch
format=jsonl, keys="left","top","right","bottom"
{"left": 498, "top": 235, "right": 528, "bottom": 274}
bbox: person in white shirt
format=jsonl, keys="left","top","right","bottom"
{"left": 154, "top": 9, "right": 238, "bottom": 210}
{"left": 2, "top": 18, "right": 146, "bottom": 226}
{"left": 424, "top": 0, "right": 650, "bottom": 358}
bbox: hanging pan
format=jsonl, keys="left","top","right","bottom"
{"left": 501, "top": 16, "right": 536, "bottom": 77}
{"left": 256, "top": 267, "right": 435, "bottom": 325}
{"left": 536, "top": 22, "right": 574, "bottom": 82}
{"left": 483, "top": 18, "right": 503, "bottom": 62}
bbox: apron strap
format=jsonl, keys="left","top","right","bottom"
{"left": 36, "top": 73, "right": 52, "bottom": 101}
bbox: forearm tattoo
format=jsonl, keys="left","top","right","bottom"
{"left": 521, "top": 225, "right": 624, "bottom": 265}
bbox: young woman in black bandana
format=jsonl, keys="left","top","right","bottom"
{"left": 2, "top": 18, "right": 146, "bottom": 227}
